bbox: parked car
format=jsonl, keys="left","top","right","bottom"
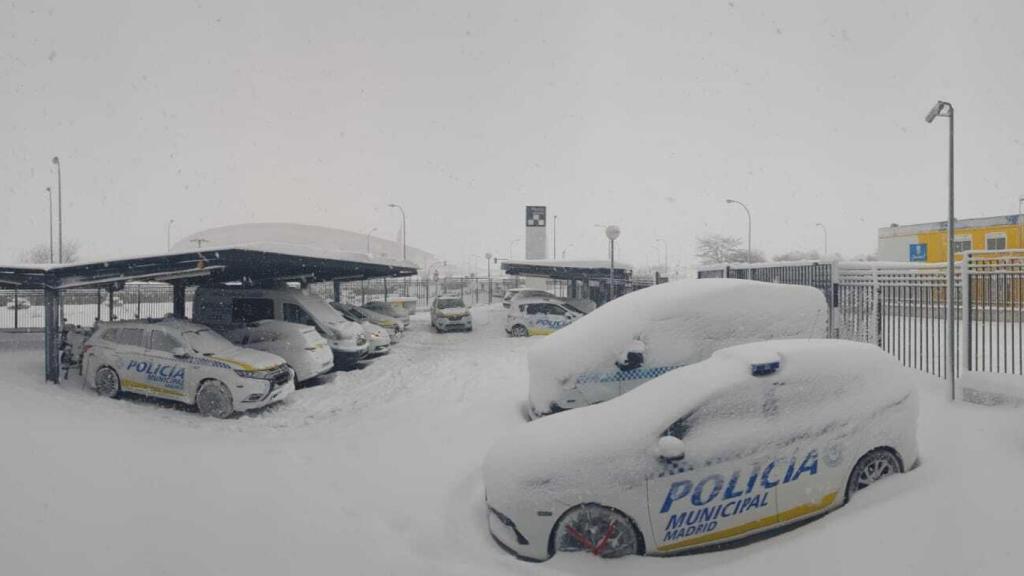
{"left": 505, "top": 298, "right": 585, "bottom": 337}
{"left": 327, "top": 303, "right": 392, "bottom": 356}
{"left": 5, "top": 297, "right": 30, "bottom": 310}
{"left": 82, "top": 318, "right": 294, "bottom": 418}
{"left": 430, "top": 296, "right": 473, "bottom": 332}
{"left": 503, "top": 288, "right": 555, "bottom": 308}
{"left": 528, "top": 279, "right": 828, "bottom": 417}
{"left": 484, "top": 339, "right": 920, "bottom": 561}
{"left": 216, "top": 320, "right": 334, "bottom": 384}
{"left": 193, "top": 286, "right": 368, "bottom": 368}
{"left": 330, "top": 302, "right": 403, "bottom": 342}
{"left": 389, "top": 295, "right": 419, "bottom": 315}
{"left": 362, "top": 300, "right": 412, "bottom": 328}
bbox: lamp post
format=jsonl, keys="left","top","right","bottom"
{"left": 45, "top": 187, "right": 54, "bottom": 263}
{"left": 605, "top": 225, "right": 620, "bottom": 302}
{"left": 484, "top": 252, "right": 493, "bottom": 303}
{"left": 815, "top": 222, "right": 828, "bottom": 258}
{"left": 1018, "top": 196, "right": 1023, "bottom": 250}
{"left": 725, "top": 199, "right": 751, "bottom": 264}
{"left": 167, "top": 219, "right": 175, "bottom": 252}
{"left": 656, "top": 238, "right": 668, "bottom": 277}
{"left": 925, "top": 99, "right": 956, "bottom": 399}
{"left": 387, "top": 203, "right": 407, "bottom": 261}
{"left": 426, "top": 260, "right": 446, "bottom": 303}
{"left": 366, "top": 227, "right": 378, "bottom": 254}
{"left": 508, "top": 238, "right": 520, "bottom": 259}
{"left": 52, "top": 156, "right": 62, "bottom": 263}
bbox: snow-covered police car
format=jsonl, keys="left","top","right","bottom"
{"left": 505, "top": 297, "right": 585, "bottom": 337}
{"left": 430, "top": 295, "right": 473, "bottom": 332}
{"left": 82, "top": 318, "right": 294, "bottom": 418}
{"left": 528, "top": 279, "right": 828, "bottom": 417}
{"left": 484, "top": 339, "right": 919, "bottom": 561}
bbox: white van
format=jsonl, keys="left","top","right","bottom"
{"left": 193, "top": 287, "right": 368, "bottom": 368}
{"left": 217, "top": 320, "right": 335, "bottom": 384}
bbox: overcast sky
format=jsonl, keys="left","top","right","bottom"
{"left": 3, "top": 0, "right": 1024, "bottom": 272}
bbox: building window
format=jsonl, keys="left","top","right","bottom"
{"left": 953, "top": 236, "right": 973, "bottom": 253}
{"left": 985, "top": 233, "right": 1007, "bottom": 251}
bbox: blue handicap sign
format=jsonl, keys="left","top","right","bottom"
{"left": 909, "top": 243, "right": 927, "bottom": 262}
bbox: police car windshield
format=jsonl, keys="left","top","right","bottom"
{"left": 182, "top": 328, "right": 236, "bottom": 354}
{"left": 438, "top": 298, "right": 464, "bottom": 309}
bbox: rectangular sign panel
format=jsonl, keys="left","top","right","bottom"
{"left": 525, "top": 205, "right": 547, "bottom": 259}
{"left": 909, "top": 243, "right": 927, "bottom": 262}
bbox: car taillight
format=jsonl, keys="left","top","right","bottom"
{"left": 82, "top": 344, "right": 92, "bottom": 354}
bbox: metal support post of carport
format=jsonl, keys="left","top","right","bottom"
{"left": 172, "top": 283, "right": 186, "bottom": 318}
{"left": 43, "top": 286, "right": 62, "bottom": 383}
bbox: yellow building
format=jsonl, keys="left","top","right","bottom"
{"left": 878, "top": 214, "right": 1023, "bottom": 262}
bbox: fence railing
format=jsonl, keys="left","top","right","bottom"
{"left": 1, "top": 285, "right": 195, "bottom": 330}
{"left": 698, "top": 251, "right": 1024, "bottom": 379}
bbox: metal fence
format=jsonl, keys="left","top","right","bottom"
{"left": 1, "top": 285, "right": 195, "bottom": 330}
{"left": 698, "top": 251, "right": 1024, "bottom": 379}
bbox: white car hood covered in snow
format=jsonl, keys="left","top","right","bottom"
{"left": 528, "top": 279, "right": 829, "bottom": 412}
{"left": 487, "top": 339, "right": 920, "bottom": 509}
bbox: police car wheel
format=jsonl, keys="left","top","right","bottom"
{"left": 510, "top": 325, "right": 528, "bottom": 338}
{"left": 196, "top": 380, "right": 235, "bottom": 419}
{"left": 846, "top": 449, "right": 901, "bottom": 500}
{"left": 553, "top": 504, "right": 640, "bottom": 559}
{"left": 94, "top": 366, "right": 121, "bottom": 399}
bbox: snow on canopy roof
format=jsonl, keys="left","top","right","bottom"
{"left": 172, "top": 223, "right": 427, "bottom": 269}
{"left": 503, "top": 259, "right": 632, "bottom": 270}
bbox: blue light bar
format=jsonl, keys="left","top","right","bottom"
{"left": 751, "top": 361, "right": 780, "bottom": 376}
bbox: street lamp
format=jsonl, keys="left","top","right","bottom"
{"left": 45, "top": 187, "right": 53, "bottom": 263}
{"left": 167, "top": 219, "right": 175, "bottom": 252}
{"left": 725, "top": 199, "right": 751, "bottom": 264}
{"left": 605, "top": 225, "right": 620, "bottom": 302}
{"left": 365, "top": 227, "right": 378, "bottom": 254}
{"left": 387, "top": 203, "right": 407, "bottom": 261}
{"left": 52, "top": 156, "right": 62, "bottom": 263}
{"left": 925, "top": 99, "right": 955, "bottom": 400}
{"left": 656, "top": 238, "right": 668, "bottom": 277}
{"left": 426, "top": 260, "right": 446, "bottom": 303}
{"left": 508, "top": 238, "right": 520, "bottom": 259}
{"left": 815, "top": 222, "right": 828, "bottom": 258}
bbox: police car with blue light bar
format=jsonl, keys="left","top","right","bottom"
{"left": 483, "top": 340, "right": 919, "bottom": 561}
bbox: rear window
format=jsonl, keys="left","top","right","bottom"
{"left": 232, "top": 298, "right": 275, "bottom": 323}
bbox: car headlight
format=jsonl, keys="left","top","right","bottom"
{"left": 357, "top": 335, "right": 367, "bottom": 346}
{"left": 235, "top": 368, "right": 276, "bottom": 380}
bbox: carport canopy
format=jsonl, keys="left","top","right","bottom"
{"left": 500, "top": 259, "right": 632, "bottom": 280}
{"left": 0, "top": 243, "right": 418, "bottom": 383}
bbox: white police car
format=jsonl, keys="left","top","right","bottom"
{"left": 505, "top": 297, "right": 585, "bottom": 337}
{"left": 430, "top": 295, "right": 473, "bottom": 332}
{"left": 484, "top": 339, "right": 919, "bottom": 561}
{"left": 528, "top": 279, "right": 828, "bottom": 417}
{"left": 82, "top": 318, "right": 294, "bottom": 418}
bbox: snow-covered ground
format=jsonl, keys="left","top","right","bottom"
{"left": 2, "top": 305, "right": 1023, "bottom": 575}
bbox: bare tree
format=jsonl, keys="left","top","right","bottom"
{"left": 20, "top": 240, "right": 81, "bottom": 264}
{"left": 773, "top": 249, "right": 822, "bottom": 262}
{"left": 695, "top": 233, "right": 765, "bottom": 264}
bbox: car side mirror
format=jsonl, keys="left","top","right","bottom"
{"left": 172, "top": 347, "right": 189, "bottom": 358}
{"left": 654, "top": 436, "right": 686, "bottom": 461}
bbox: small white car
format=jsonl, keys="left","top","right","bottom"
{"left": 505, "top": 298, "right": 585, "bottom": 337}
{"left": 5, "top": 297, "right": 30, "bottom": 310}
{"left": 331, "top": 302, "right": 403, "bottom": 343}
{"left": 82, "top": 318, "right": 294, "bottom": 418}
{"left": 528, "top": 279, "right": 828, "bottom": 417}
{"left": 363, "top": 300, "right": 412, "bottom": 328}
{"left": 217, "top": 320, "right": 334, "bottom": 384}
{"left": 484, "top": 339, "right": 920, "bottom": 561}
{"left": 430, "top": 296, "right": 473, "bottom": 332}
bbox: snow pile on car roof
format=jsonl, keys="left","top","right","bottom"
{"left": 527, "top": 278, "right": 830, "bottom": 413}
{"left": 487, "top": 339, "right": 919, "bottom": 505}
